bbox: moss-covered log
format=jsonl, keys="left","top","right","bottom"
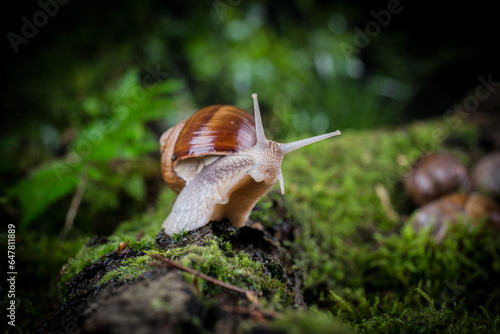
{"left": 37, "top": 119, "right": 500, "bottom": 333}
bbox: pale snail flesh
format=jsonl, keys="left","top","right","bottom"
{"left": 160, "top": 93, "right": 341, "bottom": 235}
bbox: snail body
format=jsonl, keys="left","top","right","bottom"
{"left": 161, "top": 94, "right": 341, "bottom": 235}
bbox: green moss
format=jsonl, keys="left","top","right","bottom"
{"left": 59, "top": 189, "right": 176, "bottom": 286}
{"left": 268, "top": 308, "right": 354, "bottom": 333}
{"left": 149, "top": 237, "right": 294, "bottom": 307}
{"left": 58, "top": 118, "right": 499, "bottom": 331}
{"left": 274, "top": 118, "right": 499, "bottom": 331}
{"left": 60, "top": 238, "right": 155, "bottom": 285}
{"left": 60, "top": 241, "right": 118, "bottom": 284}
{"left": 74, "top": 234, "right": 294, "bottom": 309}
{"left": 250, "top": 191, "right": 290, "bottom": 227}
{"left": 281, "top": 119, "right": 484, "bottom": 287}
{"left": 99, "top": 255, "right": 154, "bottom": 285}
{"left": 172, "top": 230, "right": 190, "bottom": 242}
{"left": 333, "top": 290, "right": 500, "bottom": 333}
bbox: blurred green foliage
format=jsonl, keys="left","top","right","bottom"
{"left": 8, "top": 70, "right": 183, "bottom": 230}
{"left": 2, "top": 1, "right": 450, "bottom": 235}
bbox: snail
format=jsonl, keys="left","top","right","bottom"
{"left": 471, "top": 151, "right": 500, "bottom": 200}
{"left": 160, "top": 93, "right": 341, "bottom": 235}
{"left": 404, "top": 152, "right": 470, "bottom": 206}
{"left": 411, "top": 192, "right": 500, "bottom": 243}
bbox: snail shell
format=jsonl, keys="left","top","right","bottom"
{"left": 471, "top": 151, "right": 500, "bottom": 200}
{"left": 160, "top": 105, "right": 256, "bottom": 194}
{"left": 404, "top": 153, "right": 470, "bottom": 206}
{"left": 411, "top": 192, "right": 500, "bottom": 243}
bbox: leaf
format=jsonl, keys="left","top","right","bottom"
{"left": 83, "top": 183, "right": 120, "bottom": 215}
{"left": 123, "top": 174, "right": 145, "bottom": 201}
{"left": 10, "top": 163, "right": 80, "bottom": 228}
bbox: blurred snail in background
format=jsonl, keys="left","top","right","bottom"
{"left": 411, "top": 193, "right": 500, "bottom": 243}
{"left": 160, "top": 93, "right": 341, "bottom": 235}
{"left": 405, "top": 150, "right": 500, "bottom": 242}
{"left": 471, "top": 151, "right": 500, "bottom": 200}
{"left": 404, "top": 153, "right": 470, "bottom": 206}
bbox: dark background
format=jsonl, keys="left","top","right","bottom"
{"left": 2, "top": 1, "right": 499, "bottom": 129}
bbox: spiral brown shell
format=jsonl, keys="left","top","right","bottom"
{"left": 471, "top": 151, "right": 500, "bottom": 200}
{"left": 404, "top": 153, "right": 470, "bottom": 206}
{"left": 411, "top": 192, "right": 500, "bottom": 243}
{"left": 160, "top": 105, "right": 257, "bottom": 193}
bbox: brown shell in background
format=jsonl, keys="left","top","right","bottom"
{"left": 411, "top": 193, "right": 500, "bottom": 243}
{"left": 160, "top": 105, "right": 256, "bottom": 194}
{"left": 404, "top": 153, "right": 470, "bottom": 206}
{"left": 471, "top": 151, "right": 500, "bottom": 200}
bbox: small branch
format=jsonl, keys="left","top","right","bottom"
{"left": 59, "top": 173, "right": 88, "bottom": 240}
{"left": 149, "top": 254, "right": 262, "bottom": 297}
{"left": 375, "top": 183, "right": 399, "bottom": 222}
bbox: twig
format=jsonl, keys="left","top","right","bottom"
{"left": 59, "top": 173, "right": 88, "bottom": 240}
{"left": 149, "top": 254, "right": 262, "bottom": 297}
{"left": 375, "top": 183, "right": 399, "bottom": 222}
